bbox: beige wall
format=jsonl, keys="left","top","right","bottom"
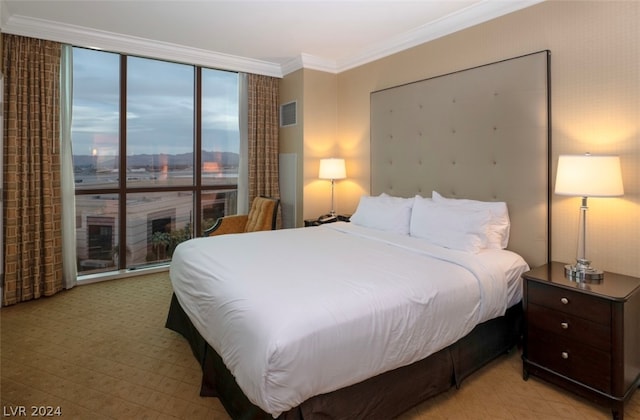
{"left": 280, "top": 69, "right": 343, "bottom": 223}
{"left": 279, "top": 69, "right": 305, "bottom": 226}
{"left": 302, "top": 69, "right": 341, "bottom": 220}
{"left": 281, "top": 1, "right": 638, "bottom": 276}
{"left": 330, "top": 0, "right": 639, "bottom": 276}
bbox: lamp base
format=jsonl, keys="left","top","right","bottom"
{"left": 564, "top": 260, "right": 604, "bottom": 283}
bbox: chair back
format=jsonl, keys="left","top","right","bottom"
{"left": 244, "top": 196, "right": 280, "bottom": 232}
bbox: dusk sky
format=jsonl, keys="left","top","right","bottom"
{"left": 71, "top": 47, "right": 240, "bottom": 158}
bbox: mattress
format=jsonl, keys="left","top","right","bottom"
{"left": 170, "top": 222, "right": 528, "bottom": 417}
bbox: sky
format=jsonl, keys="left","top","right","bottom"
{"left": 71, "top": 47, "right": 240, "bottom": 158}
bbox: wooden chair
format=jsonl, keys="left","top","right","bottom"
{"left": 203, "top": 196, "right": 280, "bottom": 236}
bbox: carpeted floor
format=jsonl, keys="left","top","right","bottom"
{"left": 1, "top": 271, "right": 638, "bottom": 419}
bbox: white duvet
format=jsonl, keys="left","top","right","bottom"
{"left": 170, "top": 222, "right": 528, "bottom": 417}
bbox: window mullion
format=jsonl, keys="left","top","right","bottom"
{"left": 119, "top": 55, "right": 128, "bottom": 270}
{"left": 195, "top": 67, "right": 202, "bottom": 237}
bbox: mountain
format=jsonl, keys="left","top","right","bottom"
{"left": 73, "top": 151, "right": 239, "bottom": 169}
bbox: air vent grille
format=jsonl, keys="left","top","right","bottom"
{"left": 280, "top": 101, "right": 297, "bottom": 127}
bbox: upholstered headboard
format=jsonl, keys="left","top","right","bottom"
{"left": 370, "top": 51, "right": 550, "bottom": 268}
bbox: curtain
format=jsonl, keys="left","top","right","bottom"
{"left": 2, "top": 34, "right": 64, "bottom": 306}
{"left": 237, "top": 73, "right": 249, "bottom": 214}
{"left": 247, "top": 74, "right": 281, "bottom": 225}
{"left": 60, "top": 45, "right": 77, "bottom": 289}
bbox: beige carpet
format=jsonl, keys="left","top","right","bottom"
{"left": 1, "top": 271, "right": 638, "bottom": 419}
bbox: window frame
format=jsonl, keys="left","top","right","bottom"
{"left": 73, "top": 49, "right": 239, "bottom": 274}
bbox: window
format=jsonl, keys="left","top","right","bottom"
{"left": 72, "top": 48, "right": 240, "bottom": 275}
{"left": 127, "top": 56, "right": 194, "bottom": 187}
{"left": 75, "top": 195, "right": 119, "bottom": 272}
{"left": 87, "top": 222, "right": 114, "bottom": 260}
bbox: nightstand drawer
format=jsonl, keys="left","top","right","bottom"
{"left": 527, "top": 281, "right": 610, "bottom": 325}
{"left": 528, "top": 329, "right": 611, "bottom": 393}
{"left": 522, "top": 262, "right": 640, "bottom": 418}
{"left": 527, "top": 302, "right": 610, "bottom": 351}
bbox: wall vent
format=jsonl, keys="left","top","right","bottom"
{"left": 280, "top": 101, "right": 297, "bottom": 127}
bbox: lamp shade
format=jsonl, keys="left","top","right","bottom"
{"left": 555, "top": 154, "right": 624, "bottom": 197}
{"left": 319, "top": 158, "right": 346, "bottom": 180}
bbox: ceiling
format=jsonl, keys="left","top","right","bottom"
{"left": 0, "top": 0, "right": 542, "bottom": 76}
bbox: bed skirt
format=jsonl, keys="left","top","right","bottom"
{"left": 165, "top": 293, "right": 522, "bottom": 419}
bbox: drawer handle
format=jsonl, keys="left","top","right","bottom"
{"left": 561, "top": 322, "right": 569, "bottom": 329}
{"left": 561, "top": 352, "right": 569, "bottom": 359}
{"left": 561, "top": 297, "right": 569, "bottom": 305}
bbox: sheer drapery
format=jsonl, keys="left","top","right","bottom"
{"left": 237, "top": 73, "right": 249, "bottom": 214}
{"left": 60, "top": 45, "right": 77, "bottom": 289}
{"left": 247, "top": 74, "right": 280, "bottom": 225}
{"left": 2, "top": 34, "right": 64, "bottom": 306}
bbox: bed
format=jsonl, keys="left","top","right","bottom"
{"left": 166, "top": 50, "right": 551, "bottom": 419}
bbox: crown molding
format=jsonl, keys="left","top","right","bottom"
{"left": 1, "top": 14, "right": 284, "bottom": 78}
{"left": 1, "top": 0, "right": 543, "bottom": 78}
{"left": 280, "top": 56, "right": 305, "bottom": 76}
{"left": 334, "top": 0, "right": 544, "bottom": 73}
{"left": 279, "top": 0, "right": 543, "bottom": 76}
{"left": 281, "top": 53, "right": 338, "bottom": 76}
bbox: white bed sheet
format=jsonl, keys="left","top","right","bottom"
{"left": 170, "top": 222, "right": 528, "bottom": 417}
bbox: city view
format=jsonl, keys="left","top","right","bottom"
{"left": 70, "top": 46, "right": 241, "bottom": 276}
{"left": 74, "top": 151, "right": 239, "bottom": 275}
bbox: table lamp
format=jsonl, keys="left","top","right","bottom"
{"left": 319, "top": 158, "right": 346, "bottom": 218}
{"left": 554, "top": 153, "right": 624, "bottom": 281}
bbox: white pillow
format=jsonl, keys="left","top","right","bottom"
{"left": 432, "top": 191, "right": 510, "bottom": 249}
{"left": 409, "top": 196, "right": 492, "bottom": 253}
{"left": 350, "top": 194, "right": 414, "bottom": 235}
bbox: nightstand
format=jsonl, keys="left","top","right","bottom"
{"left": 522, "top": 262, "right": 640, "bottom": 420}
{"left": 304, "top": 214, "right": 350, "bottom": 227}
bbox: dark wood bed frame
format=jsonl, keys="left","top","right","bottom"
{"left": 165, "top": 50, "right": 550, "bottom": 419}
